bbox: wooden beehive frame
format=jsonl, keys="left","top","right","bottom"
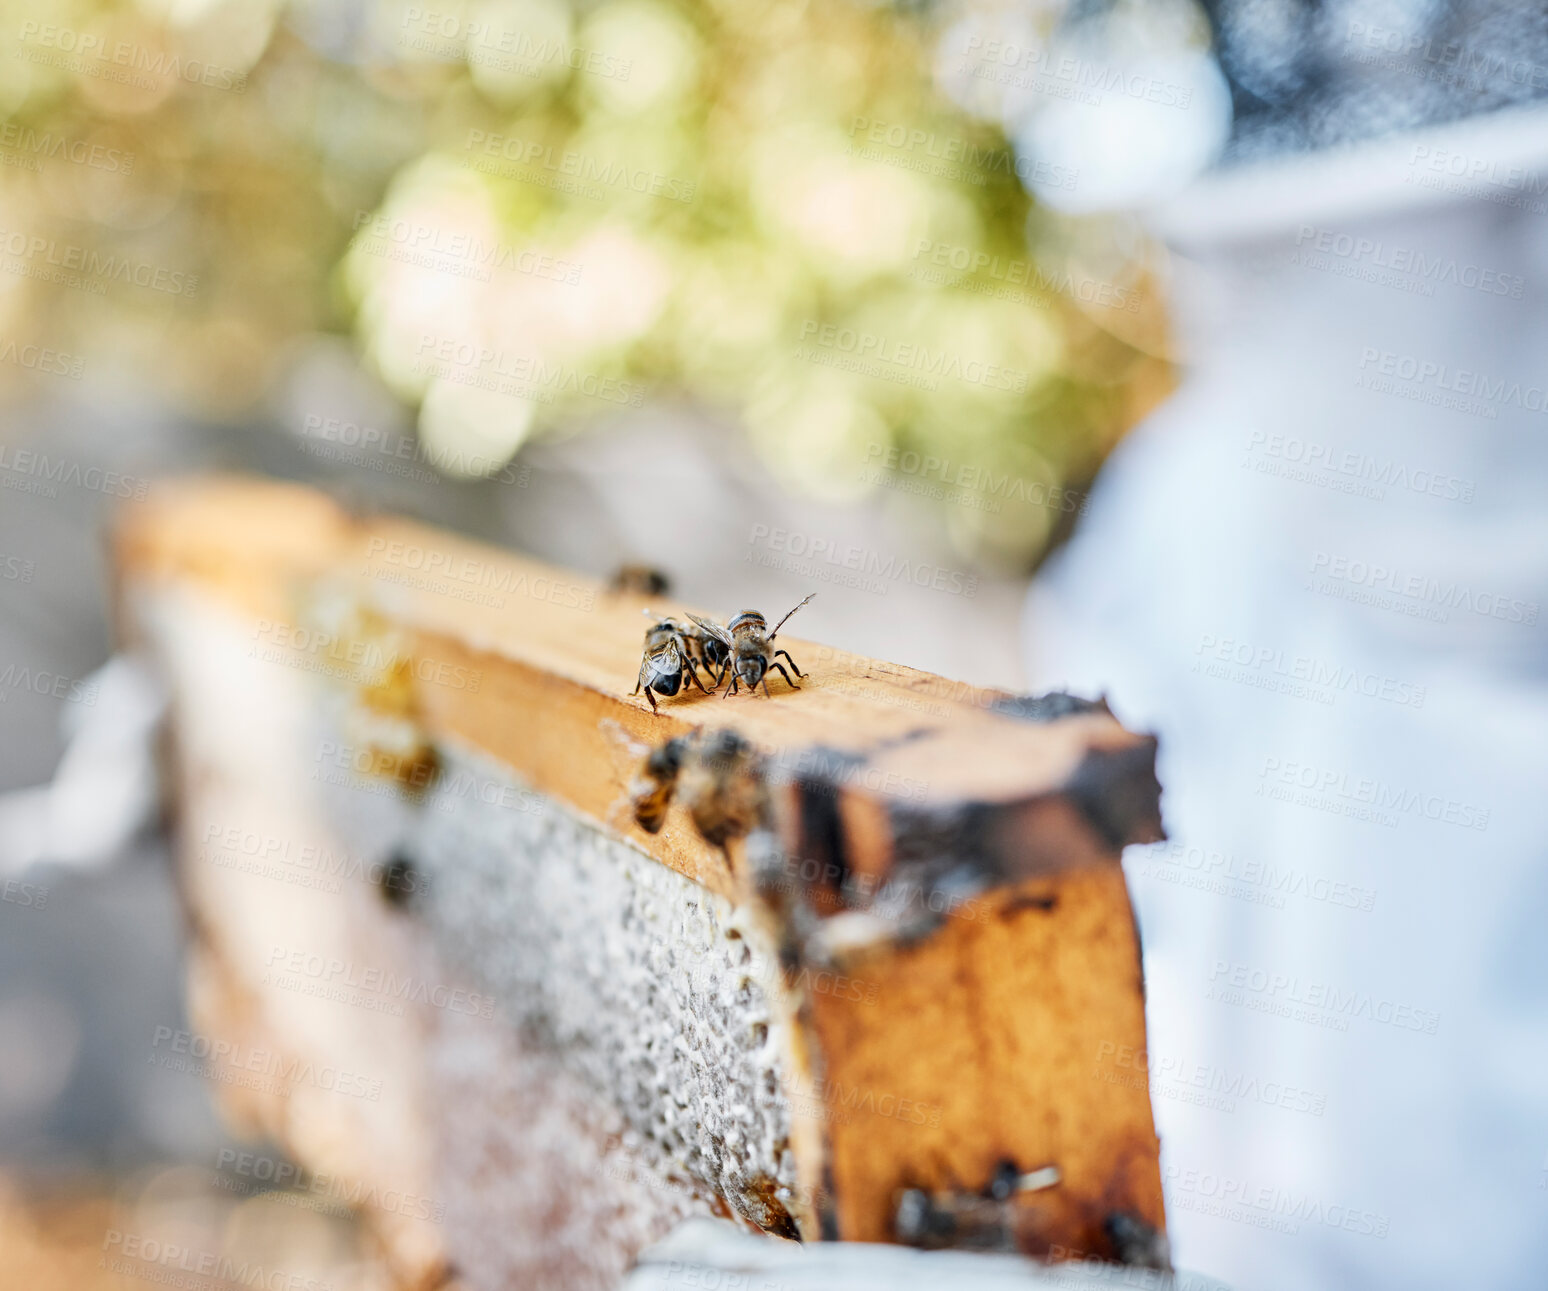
{"left": 114, "top": 476, "right": 1167, "bottom": 1284}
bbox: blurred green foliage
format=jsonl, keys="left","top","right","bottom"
{"left": 0, "top": 0, "right": 1169, "bottom": 566}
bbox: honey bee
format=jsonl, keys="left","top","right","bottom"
{"left": 688, "top": 594, "right": 815, "bottom": 698}
{"left": 646, "top": 609, "right": 731, "bottom": 685}
{"left": 601, "top": 722, "right": 768, "bottom": 844}
{"left": 626, "top": 734, "right": 690, "bottom": 833}
{"left": 633, "top": 614, "right": 715, "bottom": 712}
{"left": 607, "top": 564, "right": 672, "bottom": 598}
{"left": 683, "top": 616, "right": 731, "bottom": 682}
{"left": 601, "top": 719, "right": 679, "bottom": 833}
{"left": 676, "top": 728, "right": 770, "bottom": 846}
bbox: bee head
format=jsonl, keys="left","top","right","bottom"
{"left": 646, "top": 736, "right": 688, "bottom": 778}
{"left": 699, "top": 728, "right": 752, "bottom": 769}
{"left": 735, "top": 650, "right": 766, "bottom": 689}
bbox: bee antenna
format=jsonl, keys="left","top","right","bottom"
{"left": 769, "top": 593, "right": 815, "bottom": 640}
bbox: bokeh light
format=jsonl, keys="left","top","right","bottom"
{"left": 0, "top": 0, "right": 1187, "bottom": 568}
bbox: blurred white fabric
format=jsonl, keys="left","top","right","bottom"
{"left": 0, "top": 654, "right": 165, "bottom": 876}
{"left": 1027, "top": 114, "right": 1548, "bottom": 1291}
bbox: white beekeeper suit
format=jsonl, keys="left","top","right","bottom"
{"left": 1026, "top": 107, "right": 1548, "bottom": 1291}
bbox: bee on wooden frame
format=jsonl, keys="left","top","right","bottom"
{"left": 676, "top": 728, "right": 770, "bottom": 846}
{"left": 683, "top": 615, "right": 731, "bottom": 682}
{"left": 626, "top": 734, "right": 691, "bottom": 833}
{"left": 601, "top": 721, "right": 768, "bottom": 844}
{"left": 688, "top": 594, "right": 814, "bottom": 698}
{"left": 649, "top": 609, "right": 731, "bottom": 685}
{"left": 632, "top": 613, "right": 715, "bottom": 712}
{"left": 607, "top": 564, "right": 672, "bottom": 598}
{"left": 601, "top": 720, "right": 683, "bottom": 834}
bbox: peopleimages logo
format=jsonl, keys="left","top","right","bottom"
{"left": 1293, "top": 225, "right": 1524, "bottom": 298}
{"left": 299, "top": 413, "right": 531, "bottom": 487}
{"left": 100, "top": 1231, "right": 330, "bottom": 1291}
{"left": 746, "top": 523, "right": 978, "bottom": 599}
{"left": 1258, "top": 755, "right": 1490, "bottom": 832}
{"left": 957, "top": 34, "right": 1197, "bottom": 109}
{"left": 1244, "top": 430, "right": 1476, "bottom": 505}
{"left": 414, "top": 333, "right": 648, "bottom": 409}
{"left": 1137, "top": 839, "right": 1378, "bottom": 914}
{"left": 148, "top": 1025, "right": 383, "bottom": 1102}
{"left": 0, "top": 555, "right": 36, "bottom": 584}
{"left": 364, "top": 535, "right": 597, "bottom": 612}
{"left": 0, "top": 124, "right": 134, "bottom": 173}
{"left": 909, "top": 238, "right": 1142, "bottom": 313}
{"left": 1347, "top": 21, "right": 1548, "bottom": 94}
{"left": 0, "top": 228, "right": 198, "bottom": 297}
{"left": 463, "top": 130, "right": 695, "bottom": 203}
{"left": 263, "top": 944, "right": 496, "bottom": 1020}
{"left": 1094, "top": 1040, "right": 1328, "bottom": 1117}
{"left": 1357, "top": 347, "right": 1548, "bottom": 417}
{"left": 312, "top": 740, "right": 548, "bottom": 818}
{"left": 1, "top": 877, "right": 48, "bottom": 910}
{"left": 1207, "top": 959, "right": 1442, "bottom": 1036}
{"left": 1309, "top": 551, "right": 1538, "bottom": 626}
{"left": 15, "top": 21, "right": 249, "bottom": 92}
{"left": 847, "top": 116, "right": 1078, "bottom": 190}
{"left": 785, "top": 1072, "right": 942, "bottom": 1128}
{"left": 1193, "top": 633, "right": 1426, "bottom": 709}
{"left": 0, "top": 663, "right": 98, "bottom": 707}
{"left": 0, "top": 341, "right": 87, "bottom": 382}
{"left": 1406, "top": 144, "right": 1548, "bottom": 196}
{"left": 200, "top": 824, "right": 435, "bottom": 898}
{"left": 1164, "top": 1164, "right": 1389, "bottom": 1240}
{"left": 215, "top": 1148, "right": 446, "bottom": 1223}
{"left": 250, "top": 618, "right": 484, "bottom": 692}
{"left": 400, "top": 8, "right": 633, "bottom": 81}
{"left": 860, "top": 443, "right": 1088, "bottom": 517}
{"left": 353, "top": 210, "right": 582, "bottom": 286}
{"left": 796, "top": 320, "right": 1028, "bottom": 393}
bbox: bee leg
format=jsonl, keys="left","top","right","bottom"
{"left": 774, "top": 649, "right": 805, "bottom": 678}
{"left": 686, "top": 658, "right": 712, "bottom": 694}
{"left": 644, "top": 684, "right": 659, "bottom": 712}
{"left": 770, "top": 662, "right": 802, "bottom": 691}
{"left": 722, "top": 675, "right": 739, "bottom": 698}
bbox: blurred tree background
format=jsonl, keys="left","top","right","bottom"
{"left": 0, "top": 0, "right": 1180, "bottom": 568}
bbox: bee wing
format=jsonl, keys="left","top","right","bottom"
{"left": 685, "top": 612, "right": 735, "bottom": 648}
{"left": 649, "top": 641, "right": 681, "bottom": 678}
{"left": 769, "top": 593, "right": 816, "bottom": 640}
